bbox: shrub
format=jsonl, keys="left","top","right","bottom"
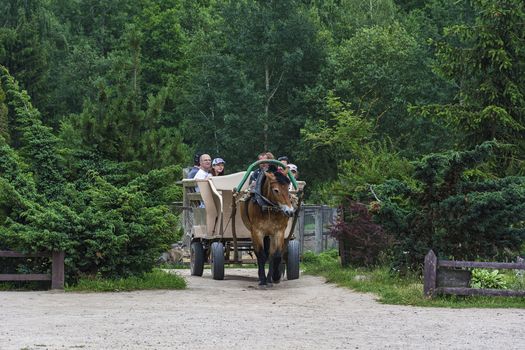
{"left": 0, "top": 68, "right": 182, "bottom": 284}
{"left": 330, "top": 201, "right": 393, "bottom": 267}
{"left": 470, "top": 269, "right": 507, "bottom": 289}
{"left": 375, "top": 142, "right": 525, "bottom": 272}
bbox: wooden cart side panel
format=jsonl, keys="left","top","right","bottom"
{"left": 220, "top": 189, "right": 251, "bottom": 239}
{"left": 209, "top": 171, "right": 249, "bottom": 192}
{"left": 196, "top": 180, "right": 219, "bottom": 237}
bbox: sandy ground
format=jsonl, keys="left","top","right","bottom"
{"left": 1, "top": 268, "right": 525, "bottom": 350}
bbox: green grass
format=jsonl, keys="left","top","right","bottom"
{"left": 65, "top": 269, "right": 186, "bottom": 292}
{"left": 302, "top": 251, "right": 525, "bottom": 308}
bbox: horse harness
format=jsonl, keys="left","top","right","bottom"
{"left": 252, "top": 172, "right": 288, "bottom": 212}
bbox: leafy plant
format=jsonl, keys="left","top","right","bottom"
{"left": 302, "top": 249, "right": 339, "bottom": 265}
{"left": 331, "top": 201, "right": 394, "bottom": 267}
{"left": 470, "top": 269, "right": 507, "bottom": 289}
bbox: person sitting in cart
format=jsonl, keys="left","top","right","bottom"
{"left": 287, "top": 163, "right": 299, "bottom": 191}
{"left": 194, "top": 154, "right": 212, "bottom": 180}
{"left": 287, "top": 163, "right": 298, "bottom": 179}
{"left": 249, "top": 151, "right": 274, "bottom": 185}
{"left": 277, "top": 155, "right": 289, "bottom": 166}
{"left": 193, "top": 153, "right": 212, "bottom": 208}
{"left": 187, "top": 152, "right": 202, "bottom": 179}
{"left": 211, "top": 157, "right": 226, "bottom": 176}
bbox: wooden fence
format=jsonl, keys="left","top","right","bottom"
{"left": 424, "top": 250, "right": 525, "bottom": 297}
{"left": 0, "top": 250, "right": 65, "bottom": 290}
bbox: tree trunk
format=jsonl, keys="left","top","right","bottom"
{"left": 264, "top": 64, "right": 270, "bottom": 151}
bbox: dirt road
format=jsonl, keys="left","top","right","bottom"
{"left": 1, "top": 268, "right": 524, "bottom": 349}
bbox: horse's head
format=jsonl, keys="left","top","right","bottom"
{"left": 264, "top": 167, "right": 295, "bottom": 217}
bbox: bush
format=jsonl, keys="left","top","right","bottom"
{"left": 470, "top": 269, "right": 507, "bottom": 289}
{"left": 331, "top": 201, "right": 393, "bottom": 267}
{"left": 375, "top": 142, "right": 525, "bottom": 272}
{"left": 302, "top": 249, "right": 339, "bottom": 265}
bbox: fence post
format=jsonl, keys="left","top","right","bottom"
{"left": 314, "top": 207, "right": 323, "bottom": 253}
{"left": 298, "top": 207, "right": 305, "bottom": 254}
{"left": 51, "top": 251, "right": 65, "bottom": 290}
{"left": 423, "top": 250, "right": 437, "bottom": 298}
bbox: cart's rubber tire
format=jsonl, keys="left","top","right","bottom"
{"left": 190, "top": 241, "right": 204, "bottom": 276}
{"left": 286, "top": 239, "right": 300, "bottom": 280}
{"left": 211, "top": 242, "right": 225, "bottom": 280}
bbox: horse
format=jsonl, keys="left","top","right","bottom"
{"left": 240, "top": 165, "right": 295, "bottom": 286}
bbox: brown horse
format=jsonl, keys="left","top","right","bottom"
{"left": 240, "top": 166, "right": 295, "bottom": 286}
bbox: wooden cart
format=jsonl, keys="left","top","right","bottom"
{"left": 181, "top": 166, "right": 305, "bottom": 280}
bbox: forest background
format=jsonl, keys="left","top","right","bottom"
{"left": 1, "top": 0, "right": 525, "bottom": 281}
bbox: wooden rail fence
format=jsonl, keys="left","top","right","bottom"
{"left": 0, "top": 250, "right": 65, "bottom": 290}
{"left": 424, "top": 250, "right": 525, "bottom": 298}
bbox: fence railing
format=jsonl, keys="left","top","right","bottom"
{"left": 0, "top": 250, "right": 65, "bottom": 290}
{"left": 424, "top": 250, "right": 525, "bottom": 298}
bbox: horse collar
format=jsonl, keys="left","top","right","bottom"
{"left": 252, "top": 173, "right": 287, "bottom": 214}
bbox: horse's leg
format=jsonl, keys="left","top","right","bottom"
{"left": 252, "top": 231, "right": 268, "bottom": 285}
{"left": 267, "top": 233, "right": 284, "bottom": 284}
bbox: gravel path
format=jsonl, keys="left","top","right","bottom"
{"left": 1, "top": 268, "right": 524, "bottom": 349}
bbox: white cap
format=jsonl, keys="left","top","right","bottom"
{"left": 287, "top": 164, "right": 298, "bottom": 172}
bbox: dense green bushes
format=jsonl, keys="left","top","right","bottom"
{"left": 0, "top": 66, "right": 182, "bottom": 282}
{"left": 374, "top": 142, "right": 525, "bottom": 271}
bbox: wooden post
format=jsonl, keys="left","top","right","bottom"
{"left": 314, "top": 206, "right": 323, "bottom": 253}
{"left": 423, "top": 250, "right": 437, "bottom": 298}
{"left": 51, "top": 251, "right": 65, "bottom": 290}
{"left": 231, "top": 193, "right": 239, "bottom": 262}
{"left": 298, "top": 207, "right": 305, "bottom": 255}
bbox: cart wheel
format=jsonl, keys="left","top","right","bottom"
{"left": 211, "top": 242, "right": 225, "bottom": 280}
{"left": 190, "top": 241, "right": 204, "bottom": 276}
{"left": 286, "top": 239, "right": 300, "bottom": 280}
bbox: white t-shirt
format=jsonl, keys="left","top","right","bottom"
{"left": 194, "top": 169, "right": 211, "bottom": 180}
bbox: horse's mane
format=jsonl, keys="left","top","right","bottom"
{"left": 267, "top": 164, "right": 290, "bottom": 185}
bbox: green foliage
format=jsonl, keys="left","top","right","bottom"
{"left": 299, "top": 94, "right": 413, "bottom": 203}
{"left": 375, "top": 142, "right": 525, "bottom": 271}
{"left": 471, "top": 269, "right": 507, "bottom": 289}
{"left": 64, "top": 174, "right": 179, "bottom": 279}
{"left": 0, "top": 65, "right": 65, "bottom": 199}
{"left": 2, "top": 0, "right": 525, "bottom": 291}
{"left": 178, "top": 0, "right": 325, "bottom": 168}
{"left": 0, "top": 68, "right": 182, "bottom": 283}
{"left": 0, "top": 86, "right": 8, "bottom": 142}
{"left": 302, "top": 249, "right": 339, "bottom": 265}
{"left": 303, "top": 256, "right": 525, "bottom": 307}
{"left": 65, "top": 269, "right": 186, "bottom": 292}
{"left": 309, "top": 0, "right": 398, "bottom": 43}
{"left": 426, "top": 0, "right": 525, "bottom": 173}
{"left": 329, "top": 21, "right": 450, "bottom": 156}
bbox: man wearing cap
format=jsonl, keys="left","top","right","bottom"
{"left": 287, "top": 164, "right": 298, "bottom": 177}
{"left": 211, "top": 158, "right": 226, "bottom": 176}
{"left": 287, "top": 164, "right": 299, "bottom": 191}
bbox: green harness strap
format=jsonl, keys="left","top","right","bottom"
{"left": 234, "top": 159, "right": 298, "bottom": 192}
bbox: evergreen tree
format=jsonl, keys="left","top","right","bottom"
{"left": 179, "top": 0, "right": 325, "bottom": 167}
{"left": 0, "top": 65, "right": 64, "bottom": 199}
{"left": 423, "top": 0, "right": 525, "bottom": 173}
